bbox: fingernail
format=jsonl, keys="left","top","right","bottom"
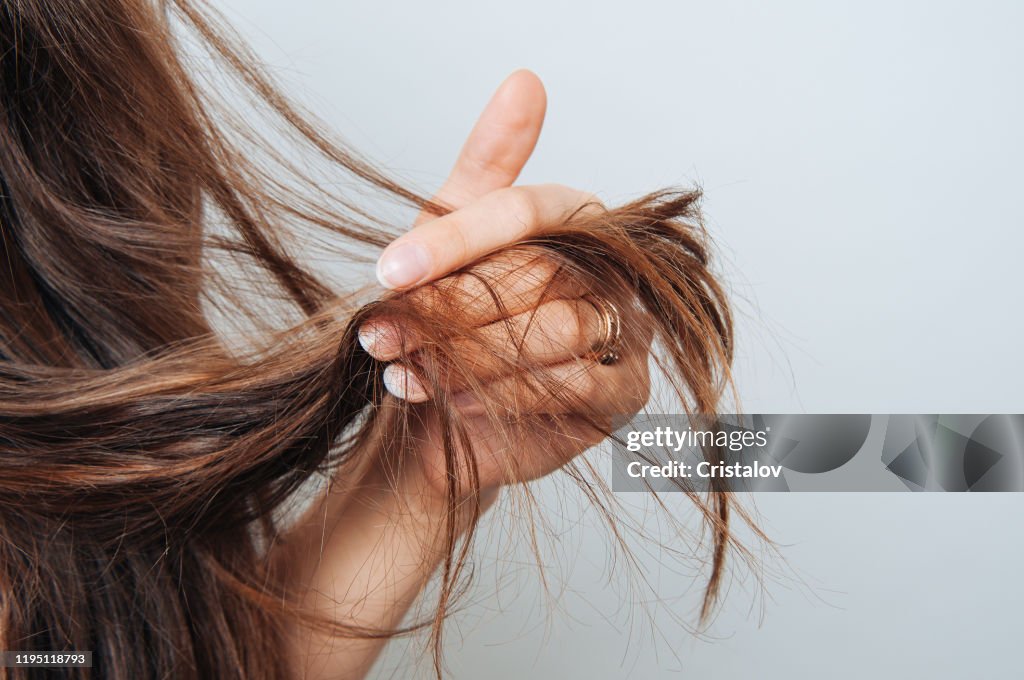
{"left": 376, "top": 241, "right": 431, "bottom": 289}
{"left": 382, "top": 364, "right": 424, "bottom": 401}
{"left": 357, "top": 321, "right": 398, "bottom": 357}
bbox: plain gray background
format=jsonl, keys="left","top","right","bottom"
{"left": 215, "top": 1, "right": 1024, "bottom": 677}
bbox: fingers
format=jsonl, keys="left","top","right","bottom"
{"left": 364, "top": 296, "right": 605, "bottom": 367}
{"left": 381, "top": 354, "right": 649, "bottom": 416}
{"left": 450, "top": 351, "right": 651, "bottom": 417}
{"left": 376, "top": 184, "right": 603, "bottom": 290}
{"left": 413, "top": 70, "right": 546, "bottom": 226}
{"left": 359, "top": 252, "right": 566, "bottom": 358}
{"left": 375, "top": 302, "right": 652, "bottom": 417}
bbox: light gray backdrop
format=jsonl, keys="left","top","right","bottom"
{"left": 215, "top": 1, "right": 1024, "bottom": 677}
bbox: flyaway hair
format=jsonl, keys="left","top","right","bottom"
{"left": 0, "top": 0, "right": 754, "bottom": 678}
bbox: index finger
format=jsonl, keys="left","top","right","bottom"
{"left": 376, "top": 184, "right": 602, "bottom": 290}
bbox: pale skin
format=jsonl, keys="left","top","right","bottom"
{"left": 271, "top": 70, "right": 653, "bottom": 679}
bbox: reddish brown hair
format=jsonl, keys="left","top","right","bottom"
{"left": 0, "top": 0, "right": 749, "bottom": 677}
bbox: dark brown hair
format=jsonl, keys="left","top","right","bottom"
{"left": 0, "top": 0, "right": 750, "bottom": 677}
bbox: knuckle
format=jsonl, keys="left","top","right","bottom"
{"left": 539, "top": 301, "right": 584, "bottom": 352}
{"left": 452, "top": 272, "right": 493, "bottom": 311}
{"left": 546, "top": 184, "right": 606, "bottom": 225}
{"left": 436, "top": 219, "right": 472, "bottom": 264}
{"left": 576, "top": 191, "right": 606, "bottom": 218}
{"left": 499, "top": 186, "right": 539, "bottom": 236}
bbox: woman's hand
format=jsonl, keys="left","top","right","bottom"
{"left": 359, "top": 77, "right": 652, "bottom": 494}
{"left": 359, "top": 183, "right": 654, "bottom": 492}
{"left": 281, "top": 70, "right": 651, "bottom": 680}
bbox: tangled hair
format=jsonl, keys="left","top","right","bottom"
{"left": 0, "top": 0, "right": 753, "bottom": 678}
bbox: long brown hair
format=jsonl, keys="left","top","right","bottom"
{"left": 0, "top": 0, "right": 750, "bottom": 677}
